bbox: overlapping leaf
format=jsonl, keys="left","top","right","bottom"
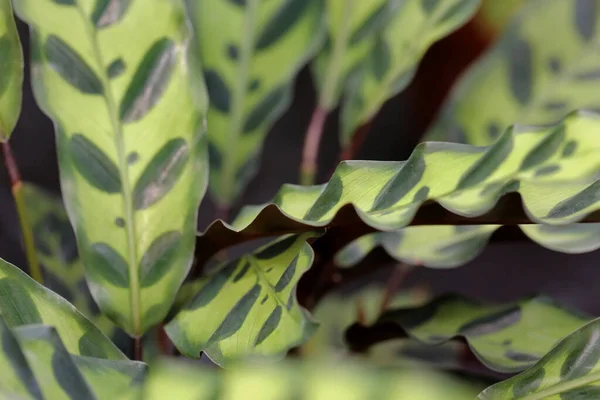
{"left": 188, "top": 0, "right": 325, "bottom": 206}
{"left": 197, "top": 112, "right": 600, "bottom": 266}
{"left": 341, "top": 0, "right": 480, "bottom": 143}
{"left": 426, "top": 0, "right": 600, "bottom": 145}
{"left": 336, "top": 223, "right": 600, "bottom": 269}
{"left": 0, "top": 0, "right": 23, "bottom": 141}
{"left": 345, "top": 295, "right": 591, "bottom": 373}
{"left": 143, "top": 359, "right": 483, "bottom": 399}
{"left": 21, "top": 183, "right": 115, "bottom": 336}
{"left": 478, "top": 317, "right": 600, "bottom": 399}
{"left": 15, "top": 0, "right": 208, "bottom": 336}
{"left": 0, "top": 257, "right": 124, "bottom": 360}
{"left": 0, "top": 318, "right": 145, "bottom": 400}
{"left": 167, "top": 233, "right": 320, "bottom": 366}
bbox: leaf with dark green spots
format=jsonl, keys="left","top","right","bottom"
{"left": 133, "top": 138, "right": 189, "bottom": 210}
{"left": 196, "top": 112, "right": 600, "bottom": 269}
{"left": 14, "top": 0, "right": 208, "bottom": 337}
{"left": 167, "top": 233, "right": 320, "bottom": 366}
{"left": 340, "top": 0, "right": 479, "bottom": 145}
{"left": 346, "top": 295, "right": 591, "bottom": 373}
{"left": 478, "top": 318, "right": 600, "bottom": 399}
{"left": 0, "top": 257, "right": 125, "bottom": 360}
{"left": 139, "top": 231, "right": 182, "bottom": 287}
{"left": 43, "top": 35, "right": 103, "bottom": 95}
{"left": 0, "top": 0, "right": 23, "bottom": 141}
{"left": 520, "top": 126, "right": 566, "bottom": 170}
{"left": 188, "top": 0, "right": 324, "bottom": 205}
{"left": 242, "top": 86, "right": 287, "bottom": 133}
{"left": 92, "top": 0, "right": 131, "bottom": 28}
{"left": 426, "top": 0, "right": 600, "bottom": 146}
{"left": 120, "top": 38, "right": 176, "bottom": 123}
{"left": 69, "top": 134, "right": 121, "bottom": 193}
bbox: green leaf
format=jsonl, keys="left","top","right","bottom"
{"left": 188, "top": 0, "right": 325, "bottom": 206}
{"left": 346, "top": 295, "right": 591, "bottom": 373}
{"left": 478, "top": 317, "right": 600, "bottom": 399}
{"left": 166, "top": 233, "right": 320, "bottom": 366}
{"left": 15, "top": 0, "right": 209, "bottom": 336}
{"left": 0, "top": 319, "right": 145, "bottom": 400}
{"left": 0, "top": 257, "right": 125, "bottom": 360}
{"left": 426, "top": 0, "right": 600, "bottom": 146}
{"left": 0, "top": 0, "right": 23, "bottom": 141}
{"left": 340, "top": 0, "right": 479, "bottom": 144}
{"left": 143, "top": 359, "right": 483, "bottom": 399}
{"left": 196, "top": 112, "right": 600, "bottom": 267}
{"left": 21, "top": 183, "right": 116, "bottom": 336}
{"left": 336, "top": 223, "right": 600, "bottom": 269}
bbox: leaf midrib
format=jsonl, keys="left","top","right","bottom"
{"left": 74, "top": 4, "right": 141, "bottom": 335}
{"left": 220, "top": 0, "right": 260, "bottom": 203}
{"left": 518, "top": 370, "right": 600, "bottom": 399}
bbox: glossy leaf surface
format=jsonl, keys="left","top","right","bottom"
{"left": 21, "top": 183, "right": 114, "bottom": 336}
{"left": 346, "top": 295, "right": 590, "bottom": 373}
{"left": 0, "top": 0, "right": 23, "bottom": 141}
{"left": 426, "top": 0, "right": 600, "bottom": 145}
{"left": 197, "top": 112, "right": 600, "bottom": 266}
{"left": 479, "top": 317, "right": 600, "bottom": 399}
{"left": 336, "top": 223, "right": 600, "bottom": 269}
{"left": 0, "top": 257, "right": 124, "bottom": 360}
{"left": 0, "top": 319, "right": 145, "bottom": 400}
{"left": 15, "top": 0, "right": 208, "bottom": 336}
{"left": 341, "top": 0, "right": 479, "bottom": 143}
{"left": 188, "top": 0, "right": 325, "bottom": 205}
{"left": 143, "top": 359, "right": 482, "bottom": 399}
{"left": 167, "top": 233, "right": 319, "bottom": 366}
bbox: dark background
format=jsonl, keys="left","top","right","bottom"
{"left": 2, "top": 14, "right": 599, "bottom": 322}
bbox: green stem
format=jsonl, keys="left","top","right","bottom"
{"left": 1, "top": 141, "right": 43, "bottom": 283}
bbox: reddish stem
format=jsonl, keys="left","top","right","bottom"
{"left": 157, "top": 323, "right": 172, "bottom": 356}
{"left": 378, "top": 263, "right": 414, "bottom": 315}
{"left": 339, "top": 121, "right": 372, "bottom": 161}
{"left": 300, "top": 106, "right": 328, "bottom": 185}
{"left": 2, "top": 141, "right": 20, "bottom": 185}
{"left": 133, "top": 337, "right": 143, "bottom": 361}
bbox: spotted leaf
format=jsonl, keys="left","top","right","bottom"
{"left": 0, "top": 0, "right": 23, "bottom": 141}
{"left": 426, "top": 0, "right": 600, "bottom": 145}
{"left": 14, "top": 0, "right": 209, "bottom": 336}
{"left": 196, "top": 112, "right": 600, "bottom": 268}
{"left": 478, "top": 317, "right": 600, "bottom": 399}
{"left": 0, "top": 257, "right": 125, "bottom": 360}
{"left": 341, "top": 0, "right": 479, "bottom": 145}
{"left": 346, "top": 295, "right": 591, "bottom": 373}
{"left": 188, "top": 0, "right": 325, "bottom": 206}
{"left": 166, "top": 233, "right": 320, "bottom": 366}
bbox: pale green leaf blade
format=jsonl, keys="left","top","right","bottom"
{"left": 197, "top": 112, "right": 600, "bottom": 266}
{"left": 426, "top": 0, "right": 600, "bottom": 145}
{"left": 346, "top": 295, "right": 591, "bottom": 373}
{"left": 21, "top": 183, "right": 115, "bottom": 336}
{"left": 189, "top": 0, "right": 325, "bottom": 206}
{"left": 520, "top": 223, "right": 600, "bottom": 253}
{"left": 0, "top": 257, "right": 125, "bottom": 360}
{"left": 341, "top": 0, "right": 480, "bottom": 144}
{"left": 0, "top": 0, "right": 23, "bottom": 141}
{"left": 14, "top": 0, "right": 208, "bottom": 336}
{"left": 478, "top": 317, "right": 600, "bottom": 399}
{"left": 166, "top": 232, "right": 320, "bottom": 366}
{"left": 143, "top": 358, "right": 483, "bottom": 399}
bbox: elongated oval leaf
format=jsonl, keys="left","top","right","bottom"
{"left": 166, "top": 233, "right": 320, "bottom": 366}
{"left": 0, "top": 320, "right": 145, "bottom": 400}
{"left": 426, "top": 0, "right": 600, "bottom": 145}
{"left": 21, "top": 183, "right": 115, "bottom": 336}
{"left": 336, "top": 223, "right": 600, "bottom": 269}
{"left": 346, "top": 295, "right": 591, "bottom": 373}
{"left": 0, "top": 0, "right": 23, "bottom": 141}
{"left": 188, "top": 0, "right": 325, "bottom": 206}
{"left": 0, "top": 257, "right": 124, "bottom": 360}
{"left": 196, "top": 112, "right": 600, "bottom": 267}
{"left": 478, "top": 317, "right": 600, "bottom": 399}
{"left": 341, "top": 0, "right": 479, "bottom": 144}
{"left": 15, "top": 0, "right": 209, "bottom": 336}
